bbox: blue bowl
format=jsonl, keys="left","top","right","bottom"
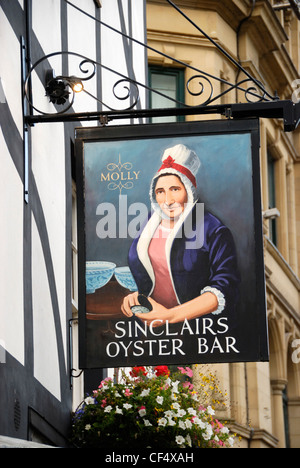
{"left": 86, "top": 261, "right": 116, "bottom": 294}
{"left": 114, "top": 266, "right": 138, "bottom": 292}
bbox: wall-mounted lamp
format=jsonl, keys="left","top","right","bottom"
{"left": 70, "top": 78, "right": 84, "bottom": 93}
{"left": 45, "top": 69, "right": 84, "bottom": 106}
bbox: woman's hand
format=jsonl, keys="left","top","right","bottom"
{"left": 120, "top": 291, "right": 139, "bottom": 318}
{"left": 121, "top": 294, "right": 174, "bottom": 326}
{"left": 121, "top": 291, "right": 219, "bottom": 325}
{"left": 135, "top": 297, "right": 175, "bottom": 327}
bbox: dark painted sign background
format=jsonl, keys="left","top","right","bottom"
{"left": 76, "top": 120, "right": 269, "bottom": 369}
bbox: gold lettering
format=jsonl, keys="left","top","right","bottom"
{"left": 100, "top": 166, "right": 141, "bottom": 189}
{"left": 101, "top": 173, "right": 110, "bottom": 182}
{"left": 111, "top": 172, "right": 120, "bottom": 181}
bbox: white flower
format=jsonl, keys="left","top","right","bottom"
{"left": 186, "top": 434, "right": 192, "bottom": 447}
{"left": 207, "top": 405, "right": 215, "bottom": 416}
{"left": 167, "top": 418, "right": 176, "bottom": 427}
{"left": 138, "top": 407, "right": 147, "bottom": 417}
{"left": 158, "top": 417, "right": 168, "bottom": 427}
{"left": 177, "top": 408, "right": 186, "bottom": 417}
{"left": 221, "top": 426, "right": 230, "bottom": 434}
{"left": 115, "top": 392, "right": 122, "bottom": 398}
{"left": 205, "top": 423, "right": 213, "bottom": 439}
{"left": 187, "top": 407, "right": 197, "bottom": 416}
{"left": 156, "top": 396, "right": 164, "bottom": 405}
{"left": 228, "top": 437, "right": 234, "bottom": 447}
{"left": 172, "top": 380, "right": 180, "bottom": 393}
{"left": 175, "top": 435, "right": 185, "bottom": 446}
{"left": 185, "top": 419, "right": 193, "bottom": 429}
{"left": 179, "top": 420, "right": 186, "bottom": 430}
{"left": 171, "top": 402, "right": 180, "bottom": 410}
{"left": 84, "top": 397, "right": 94, "bottom": 405}
{"left": 203, "top": 433, "right": 211, "bottom": 441}
{"left": 115, "top": 406, "right": 123, "bottom": 415}
{"left": 206, "top": 422, "right": 213, "bottom": 433}
{"left": 123, "top": 403, "right": 133, "bottom": 410}
{"left": 85, "top": 424, "right": 91, "bottom": 430}
{"left": 140, "top": 389, "right": 150, "bottom": 397}
{"left": 164, "top": 410, "right": 175, "bottom": 418}
{"left": 194, "top": 418, "right": 206, "bottom": 429}
{"left": 144, "top": 419, "right": 152, "bottom": 427}
{"left": 104, "top": 405, "right": 112, "bottom": 413}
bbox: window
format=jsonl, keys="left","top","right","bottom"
{"left": 149, "top": 66, "right": 185, "bottom": 123}
{"left": 267, "top": 152, "right": 278, "bottom": 246}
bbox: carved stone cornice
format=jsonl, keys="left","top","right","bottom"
{"left": 147, "top": 0, "right": 249, "bottom": 29}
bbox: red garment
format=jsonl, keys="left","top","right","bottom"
{"left": 148, "top": 224, "right": 179, "bottom": 308}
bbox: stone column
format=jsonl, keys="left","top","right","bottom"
{"left": 271, "top": 379, "right": 287, "bottom": 448}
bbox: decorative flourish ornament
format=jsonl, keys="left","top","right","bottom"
{"left": 45, "top": 78, "right": 70, "bottom": 105}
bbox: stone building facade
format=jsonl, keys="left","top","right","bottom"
{"left": 146, "top": 0, "right": 300, "bottom": 448}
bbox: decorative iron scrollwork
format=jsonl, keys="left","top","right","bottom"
{"left": 24, "top": 0, "right": 279, "bottom": 119}
{"left": 24, "top": 51, "right": 140, "bottom": 116}
{"left": 112, "top": 79, "right": 139, "bottom": 111}
{"left": 186, "top": 75, "right": 214, "bottom": 106}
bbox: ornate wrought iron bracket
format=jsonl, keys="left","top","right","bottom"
{"left": 24, "top": 98, "right": 300, "bottom": 132}
{"left": 22, "top": 0, "right": 300, "bottom": 132}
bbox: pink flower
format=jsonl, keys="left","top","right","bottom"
{"left": 101, "top": 398, "right": 107, "bottom": 408}
{"left": 125, "top": 388, "right": 133, "bottom": 397}
{"left": 98, "top": 377, "right": 112, "bottom": 389}
{"left": 183, "top": 381, "right": 194, "bottom": 390}
{"left": 178, "top": 366, "right": 193, "bottom": 378}
{"left": 212, "top": 419, "right": 224, "bottom": 433}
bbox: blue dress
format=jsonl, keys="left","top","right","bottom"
{"left": 128, "top": 203, "right": 241, "bottom": 316}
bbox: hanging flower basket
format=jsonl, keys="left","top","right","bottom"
{"left": 71, "top": 366, "right": 235, "bottom": 449}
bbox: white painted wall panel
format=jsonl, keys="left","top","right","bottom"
{"left": 67, "top": 0, "right": 97, "bottom": 115}
{"left": 100, "top": 0, "right": 147, "bottom": 119}
{"left": 31, "top": 214, "right": 61, "bottom": 401}
{"left": 31, "top": 121, "right": 67, "bottom": 375}
{"left": 32, "top": 0, "right": 62, "bottom": 56}
{"left": 0, "top": 9, "right": 23, "bottom": 135}
{"left": 132, "top": 0, "right": 147, "bottom": 107}
{"left": 101, "top": 0, "right": 135, "bottom": 112}
{"left": 0, "top": 129, "right": 24, "bottom": 366}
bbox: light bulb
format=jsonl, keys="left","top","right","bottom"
{"left": 72, "top": 81, "right": 84, "bottom": 93}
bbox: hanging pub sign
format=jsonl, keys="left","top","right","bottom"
{"left": 75, "top": 119, "right": 269, "bottom": 369}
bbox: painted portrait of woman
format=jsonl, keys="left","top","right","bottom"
{"left": 121, "top": 143, "right": 241, "bottom": 327}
